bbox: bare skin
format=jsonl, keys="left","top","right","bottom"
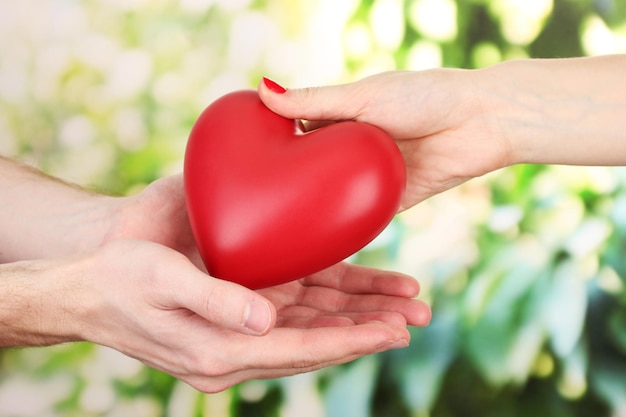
{"left": 0, "top": 157, "right": 431, "bottom": 393}
{"left": 259, "top": 55, "right": 626, "bottom": 210}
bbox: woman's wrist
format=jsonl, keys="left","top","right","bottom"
{"left": 478, "top": 56, "right": 626, "bottom": 167}
{"left": 473, "top": 59, "right": 544, "bottom": 168}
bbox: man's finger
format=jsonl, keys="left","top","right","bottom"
{"left": 168, "top": 263, "right": 276, "bottom": 336}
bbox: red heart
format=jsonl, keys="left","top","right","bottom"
{"left": 184, "top": 90, "right": 405, "bottom": 289}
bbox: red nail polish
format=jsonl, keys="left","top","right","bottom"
{"left": 263, "top": 77, "right": 287, "bottom": 94}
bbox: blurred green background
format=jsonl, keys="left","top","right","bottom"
{"left": 1, "top": 0, "right": 626, "bottom": 416}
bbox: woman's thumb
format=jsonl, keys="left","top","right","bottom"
{"left": 258, "top": 77, "right": 359, "bottom": 122}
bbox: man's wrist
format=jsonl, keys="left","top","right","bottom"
{"left": 0, "top": 258, "right": 86, "bottom": 347}
{"left": 0, "top": 156, "right": 121, "bottom": 262}
{"left": 0, "top": 193, "right": 119, "bottom": 262}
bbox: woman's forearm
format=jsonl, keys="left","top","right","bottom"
{"left": 0, "top": 156, "right": 116, "bottom": 262}
{"left": 482, "top": 55, "right": 626, "bottom": 167}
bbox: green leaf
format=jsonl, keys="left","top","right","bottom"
{"left": 608, "top": 308, "right": 626, "bottom": 355}
{"left": 395, "top": 303, "right": 459, "bottom": 413}
{"left": 543, "top": 260, "right": 588, "bottom": 358}
{"left": 464, "top": 262, "right": 546, "bottom": 386}
{"left": 324, "top": 356, "right": 379, "bottom": 417}
{"left": 590, "top": 361, "right": 626, "bottom": 413}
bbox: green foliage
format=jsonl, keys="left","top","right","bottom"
{"left": 1, "top": 0, "right": 626, "bottom": 416}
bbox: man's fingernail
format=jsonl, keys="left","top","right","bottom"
{"left": 389, "top": 339, "right": 409, "bottom": 350}
{"left": 420, "top": 306, "right": 433, "bottom": 326}
{"left": 376, "top": 338, "right": 408, "bottom": 352}
{"left": 263, "top": 77, "right": 287, "bottom": 94}
{"left": 243, "top": 299, "right": 272, "bottom": 334}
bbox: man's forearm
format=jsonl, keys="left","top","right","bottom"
{"left": 0, "top": 258, "right": 84, "bottom": 347}
{"left": 0, "top": 156, "right": 114, "bottom": 262}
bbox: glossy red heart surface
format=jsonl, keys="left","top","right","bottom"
{"left": 184, "top": 90, "right": 406, "bottom": 289}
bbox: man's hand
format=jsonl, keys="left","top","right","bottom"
{"left": 1, "top": 239, "right": 430, "bottom": 393}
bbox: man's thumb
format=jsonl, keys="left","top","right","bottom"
{"left": 258, "top": 77, "right": 359, "bottom": 123}
{"left": 176, "top": 268, "right": 277, "bottom": 336}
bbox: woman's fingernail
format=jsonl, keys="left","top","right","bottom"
{"left": 243, "top": 299, "right": 273, "bottom": 334}
{"left": 263, "top": 77, "right": 287, "bottom": 94}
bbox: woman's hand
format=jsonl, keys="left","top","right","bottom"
{"left": 259, "top": 55, "right": 626, "bottom": 210}
{"left": 259, "top": 70, "right": 510, "bottom": 210}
